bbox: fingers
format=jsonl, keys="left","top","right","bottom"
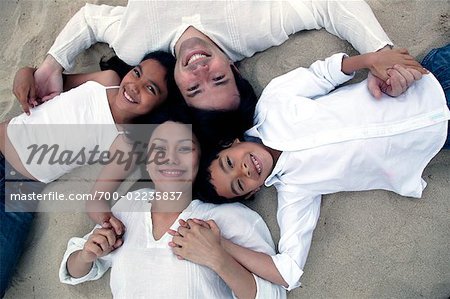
{"left": 41, "top": 92, "right": 60, "bottom": 102}
{"left": 92, "top": 228, "right": 117, "bottom": 248}
{"left": 367, "top": 73, "right": 383, "bottom": 99}
{"left": 386, "top": 69, "right": 405, "bottom": 96}
{"left": 109, "top": 216, "right": 125, "bottom": 236}
{"left": 192, "top": 218, "right": 211, "bottom": 228}
{"left": 393, "top": 65, "right": 416, "bottom": 87}
{"left": 406, "top": 68, "right": 423, "bottom": 81}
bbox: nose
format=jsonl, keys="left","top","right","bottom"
{"left": 241, "top": 162, "right": 251, "bottom": 177}
{"left": 192, "top": 63, "right": 209, "bottom": 76}
{"left": 129, "top": 82, "right": 139, "bottom": 94}
{"left": 165, "top": 148, "right": 179, "bottom": 165}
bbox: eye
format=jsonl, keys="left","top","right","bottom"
{"left": 154, "top": 145, "right": 166, "bottom": 152}
{"left": 146, "top": 85, "right": 156, "bottom": 95}
{"left": 226, "top": 156, "right": 233, "bottom": 168}
{"left": 178, "top": 146, "right": 193, "bottom": 153}
{"left": 187, "top": 84, "right": 199, "bottom": 92}
{"left": 213, "top": 75, "right": 225, "bottom": 82}
{"left": 133, "top": 68, "right": 140, "bottom": 78}
{"left": 237, "top": 179, "right": 244, "bottom": 192}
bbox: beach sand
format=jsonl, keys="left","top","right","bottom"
{"left": 0, "top": 1, "right": 449, "bottom": 298}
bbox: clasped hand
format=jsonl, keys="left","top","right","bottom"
{"left": 367, "top": 48, "right": 427, "bottom": 98}
{"left": 168, "top": 219, "right": 225, "bottom": 269}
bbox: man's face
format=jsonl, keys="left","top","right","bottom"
{"left": 174, "top": 37, "right": 240, "bottom": 111}
{"left": 209, "top": 140, "right": 274, "bottom": 199}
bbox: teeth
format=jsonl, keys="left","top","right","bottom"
{"left": 124, "top": 91, "right": 136, "bottom": 103}
{"left": 187, "top": 53, "right": 207, "bottom": 65}
{"left": 161, "top": 170, "right": 184, "bottom": 176}
{"left": 250, "top": 154, "right": 261, "bottom": 175}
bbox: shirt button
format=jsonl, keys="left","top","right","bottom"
{"left": 10, "top": 170, "right": 16, "bottom": 176}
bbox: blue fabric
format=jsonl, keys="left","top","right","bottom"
{"left": 0, "top": 154, "right": 44, "bottom": 298}
{"left": 421, "top": 43, "right": 450, "bottom": 149}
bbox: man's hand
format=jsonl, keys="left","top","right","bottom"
{"left": 13, "top": 55, "right": 64, "bottom": 115}
{"left": 13, "top": 67, "right": 38, "bottom": 115}
{"left": 368, "top": 65, "right": 423, "bottom": 99}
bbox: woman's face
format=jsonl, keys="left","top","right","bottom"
{"left": 117, "top": 59, "right": 169, "bottom": 119}
{"left": 147, "top": 121, "right": 200, "bottom": 193}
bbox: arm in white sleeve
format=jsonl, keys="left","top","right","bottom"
{"left": 286, "top": 0, "right": 393, "bottom": 53}
{"left": 263, "top": 53, "right": 354, "bottom": 100}
{"left": 48, "top": 3, "right": 125, "bottom": 71}
{"left": 213, "top": 204, "right": 286, "bottom": 298}
{"left": 271, "top": 192, "right": 322, "bottom": 290}
{"left": 59, "top": 225, "right": 112, "bottom": 285}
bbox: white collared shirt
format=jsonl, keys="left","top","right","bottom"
{"left": 48, "top": 1, "right": 392, "bottom": 71}
{"left": 246, "top": 53, "right": 450, "bottom": 289}
{"left": 59, "top": 191, "right": 286, "bottom": 298}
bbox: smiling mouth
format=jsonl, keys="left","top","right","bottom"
{"left": 159, "top": 169, "right": 186, "bottom": 177}
{"left": 185, "top": 51, "right": 211, "bottom": 66}
{"left": 250, "top": 154, "right": 262, "bottom": 175}
{"left": 124, "top": 90, "right": 138, "bottom": 104}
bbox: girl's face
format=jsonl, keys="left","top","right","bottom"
{"left": 147, "top": 121, "right": 200, "bottom": 193}
{"left": 117, "top": 59, "right": 169, "bottom": 119}
{"left": 208, "top": 140, "right": 273, "bottom": 199}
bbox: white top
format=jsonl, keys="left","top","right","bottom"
{"left": 59, "top": 190, "right": 286, "bottom": 299}
{"left": 7, "top": 81, "right": 119, "bottom": 183}
{"left": 48, "top": 0, "right": 392, "bottom": 71}
{"left": 245, "top": 53, "right": 450, "bottom": 290}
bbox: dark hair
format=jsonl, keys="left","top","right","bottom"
{"left": 193, "top": 142, "right": 255, "bottom": 204}
{"left": 100, "top": 51, "right": 183, "bottom": 125}
{"left": 186, "top": 65, "right": 257, "bottom": 151}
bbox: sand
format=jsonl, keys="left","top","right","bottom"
{"left": 0, "top": 0, "right": 449, "bottom": 298}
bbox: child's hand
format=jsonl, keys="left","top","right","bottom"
{"left": 88, "top": 211, "right": 126, "bottom": 237}
{"left": 369, "top": 48, "right": 427, "bottom": 82}
{"left": 80, "top": 228, "right": 123, "bottom": 263}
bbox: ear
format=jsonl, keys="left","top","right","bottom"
{"left": 244, "top": 187, "right": 261, "bottom": 199}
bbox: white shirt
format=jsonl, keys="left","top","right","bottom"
{"left": 7, "top": 81, "right": 119, "bottom": 183}
{"left": 59, "top": 190, "right": 286, "bottom": 299}
{"left": 48, "top": 0, "right": 392, "bottom": 71}
{"left": 245, "top": 53, "right": 450, "bottom": 290}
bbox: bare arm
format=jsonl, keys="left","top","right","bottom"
{"left": 63, "top": 70, "right": 120, "bottom": 91}
{"left": 221, "top": 238, "right": 288, "bottom": 288}
{"left": 171, "top": 220, "right": 257, "bottom": 299}
{"left": 86, "top": 134, "right": 137, "bottom": 235}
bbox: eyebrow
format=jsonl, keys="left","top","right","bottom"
{"left": 137, "top": 64, "right": 161, "bottom": 94}
{"left": 218, "top": 157, "right": 239, "bottom": 196}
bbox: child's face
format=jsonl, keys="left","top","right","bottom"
{"left": 147, "top": 121, "right": 200, "bottom": 193}
{"left": 209, "top": 140, "right": 273, "bottom": 199}
{"left": 118, "top": 59, "right": 169, "bottom": 118}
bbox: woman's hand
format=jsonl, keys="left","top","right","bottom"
{"left": 87, "top": 211, "right": 126, "bottom": 237}
{"left": 80, "top": 228, "right": 123, "bottom": 263}
{"left": 168, "top": 219, "right": 225, "bottom": 269}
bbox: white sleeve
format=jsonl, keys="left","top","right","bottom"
{"left": 48, "top": 3, "right": 125, "bottom": 71}
{"left": 286, "top": 0, "right": 393, "bottom": 53}
{"left": 263, "top": 53, "right": 354, "bottom": 100}
{"left": 59, "top": 225, "right": 112, "bottom": 285}
{"left": 271, "top": 191, "right": 321, "bottom": 291}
